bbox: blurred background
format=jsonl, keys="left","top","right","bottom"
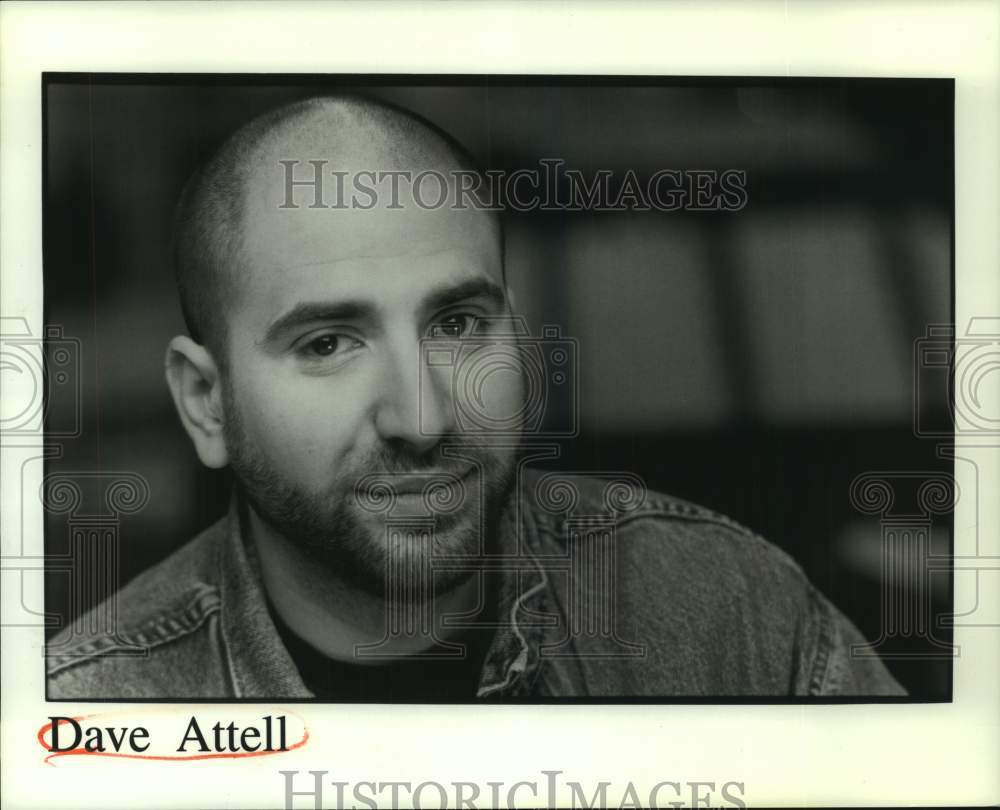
{"left": 43, "top": 77, "right": 953, "bottom": 698}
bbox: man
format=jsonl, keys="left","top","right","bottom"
{"left": 47, "top": 95, "right": 904, "bottom": 699}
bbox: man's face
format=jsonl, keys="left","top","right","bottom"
{"left": 218, "top": 161, "right": 523, "bottom": 596}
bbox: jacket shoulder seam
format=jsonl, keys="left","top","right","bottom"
{"left": 532, "top": 502, "right": 808, "bottom": 584}
{"left": 618, "top": 505, "right": 758, "bottom": 536}
{"left": 534, "top": 503, "right": 769, "bottom": 545}
{"left": 47, "top": 584, "right": 222, "bottom": 677}
{"left": 805, "top": 586, "right": 834, "bottom": 695}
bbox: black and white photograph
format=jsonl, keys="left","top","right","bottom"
{"left": 42, "top": 76, "right": 953, "bottom": 702}
{"left": 2, "top": 3, "right": 998, "bottom": 808}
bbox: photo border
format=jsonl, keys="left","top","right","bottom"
{"left": 3, "top": 2, "right": 997, "bottom": 808}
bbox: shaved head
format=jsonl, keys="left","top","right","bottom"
{"left": 172, "top": 94, "right": 502, "bottom": 357}
{"left": 165, "top": 93, "right": 523, "bottom": 607}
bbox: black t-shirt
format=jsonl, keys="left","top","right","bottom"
{"left": 268, "top": 599, "right": 498, "bottom": 701}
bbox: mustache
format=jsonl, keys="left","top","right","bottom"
{"left": 347, "top": 438, "right": 510, "bottom": 509}
{"left": 351, "top": 437, "right": 497, "bottom": 478}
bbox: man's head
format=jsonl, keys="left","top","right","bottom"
{"left": 165, "top": 95, "right": 524, "bottom": 596}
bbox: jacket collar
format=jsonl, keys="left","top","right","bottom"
{"left": 216, "top": 487, "right": 550, "bottom": 699}
{"left": 217, "top": 495, "right": 312, "bottom": 698}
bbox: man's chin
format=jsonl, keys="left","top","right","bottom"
{"left": 289, "top": 504, "right": 484, "bottom": 599}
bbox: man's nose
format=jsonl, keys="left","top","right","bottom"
{"left": 373, "top": 337, "right": 456, "bottom": 453}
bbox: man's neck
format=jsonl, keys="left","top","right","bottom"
{"left": 243, "top": 504, "right": 482, "bottom": 664}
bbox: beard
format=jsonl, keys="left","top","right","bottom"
{"left": 222, "top": 394, "right": 520, "bottom": 600}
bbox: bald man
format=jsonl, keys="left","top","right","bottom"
{"left": 47, "top": 95, "right": 905, "bottom": 699}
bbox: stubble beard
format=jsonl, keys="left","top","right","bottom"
{"left": 222, "top": 392, "right": 520, "bottom": 601}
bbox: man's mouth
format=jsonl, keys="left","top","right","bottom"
{"left": 354, "top": 466, "right": 475, "bottom": 498}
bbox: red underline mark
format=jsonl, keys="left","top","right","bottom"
{"left": 37, "top": 714, "right": 309, "bottom": 766}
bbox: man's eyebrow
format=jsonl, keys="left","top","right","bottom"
{"left": 420, "top": 278, "right": 506, "bottom": 314}
{"left": 262, "top": 300, "right": 375, "bottom": 344}
{"left": 261, "top": 279, "right": 506, "bottom": 345}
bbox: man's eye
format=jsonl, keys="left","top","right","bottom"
{"left": 432, "top": 314, "right": 476, "bottom": 338}
{"left": 300, "top": 334, "right": 360, "bottom": 358}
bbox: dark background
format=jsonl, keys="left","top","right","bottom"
{"left": 43, "top": 76, "right": 953, "bottom": 698}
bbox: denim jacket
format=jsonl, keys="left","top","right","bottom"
{"left": 47, "top": 469, "right": 905, "bottom": 699}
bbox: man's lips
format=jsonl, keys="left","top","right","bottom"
{"left": 355, "top": 467, "right": 474, "bottom": 497}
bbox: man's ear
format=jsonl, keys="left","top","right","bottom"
{"left": 164, "top": 336, "right": 229, "bottom": 469}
